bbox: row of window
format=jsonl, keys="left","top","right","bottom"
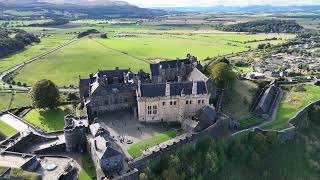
{"left": 160, "top": 99, "right": 206, "bottom": 106}
{"left": 147, "top": 106, "right": 158, "bottom": 115}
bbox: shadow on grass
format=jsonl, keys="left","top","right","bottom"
{"left": 37, "top": 108, "right": 66, "bottom": 131}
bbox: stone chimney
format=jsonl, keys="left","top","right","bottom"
{"left": 137, "top": 80, "right": 141, "bottom": 97}
{"left": 165, "top": 82, "right": 170, "bottom": 96}
{"left": 101, "top": 75, "right": 107, "bottom": 86}
{"left": 89, "top": 73, "right": 94, "bottom": 84}
{"left": 192, "top": 81, "right": 197, "bottom": 95}
{"left": 94, "top": 139, "right": 98, "bottom": 150}
{"left": 106, "top": 141, "right": 110, "bottom": 147}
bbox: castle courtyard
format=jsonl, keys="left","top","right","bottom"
{"left": 96, "top": 110, "right": 174, "bottom": 157}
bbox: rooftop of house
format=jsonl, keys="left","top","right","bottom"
{"left": 139, "top": 81, "right": 208, "bottom": 98}
{"left": 150, "top": 55, "right": 197, "bottom": 76}
{"left": 92, "top": 136, "right": 122, "bottom": 160}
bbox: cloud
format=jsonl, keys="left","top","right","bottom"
{"left": 124, "top": 0, "right": 320, "bottom": 7}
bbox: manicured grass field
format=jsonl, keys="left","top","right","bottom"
{"left": 0, "top": 33, "right": 72, "bottom": 74}
{"left": 23, "top": 106, "right": 70, "bottom": 132}
{"left": 128, "top": 130, "right": 186, "bottom": 158}
{"left": 0, "top": 93, "right": 31, "bottom": 111}
{"left": 264, "top": 84, "right": 320, "bottom": 130}
{"left": 14, "top": 38, "right": 149, "bottom": 87}
{"left": 0, "top": 120, "right": 17, "bottom": 138}
{"left": 79, "top": 154, "right": 96, "bottom": 180}
{"left": 13, "top": 32, "right": 294, "bottom": 86}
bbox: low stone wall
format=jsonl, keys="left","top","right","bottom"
{"left": 258, "top": 99, "right": 320, "bottom": 143}
{"left": 34, "top": 143, "right": 66, "bottom": 155}
{"left": 130, "top": 133, "right": 198, "bottom": 171}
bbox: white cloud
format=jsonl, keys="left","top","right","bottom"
{"left": 124, "top": 0, "right": 320, "bottom": 7}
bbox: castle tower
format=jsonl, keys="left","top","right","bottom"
{"left": 64, "top": 115, "right": 87, "bottom": 153}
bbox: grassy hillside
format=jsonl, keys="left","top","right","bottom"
{"left": 217, "top": 105, "right": 320, "bottom": 180}
{"left": 264, "top": 84, "right": 320, "bottom": 130}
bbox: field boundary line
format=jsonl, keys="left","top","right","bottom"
{"left": 90, "top": 38, "right": 150, "bottom": 64}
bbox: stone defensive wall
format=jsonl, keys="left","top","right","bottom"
{"left": 258, "top": 99, "right": 320, "bottom": 143}
{"left": 129, "top": 120, "right": 229, "bottom": 171}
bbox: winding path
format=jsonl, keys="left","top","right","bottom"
{"left": 0, "top": 36, "right": 79, "bottom": 92}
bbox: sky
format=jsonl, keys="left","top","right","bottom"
{"left": 123, "top": 0, "right": 320, "bottom": 7}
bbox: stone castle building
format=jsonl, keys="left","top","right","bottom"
{"left": 64, "top": 115, "right": 88, "bottom": 152}
{"left": 80, "top": 54, "right": 213, "bottom": 124}
{"left": 150, "top": 54, "right": 200, "bottom": 83}
{"left": 137, "top": 81, "right": 210, "bottom": 123}
{"left": 79, "top": 68, "right": 149, "bottom": 120}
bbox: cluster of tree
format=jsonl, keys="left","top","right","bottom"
{"left": 78, "top": 29, "right": 100, "bottom": 38}
{"left": 26, "top": 18, "right": 69, "bottom": 27}
{"left": 0, "top": 29, "right": 40, "bottom": 58}
{"left": 227, "top": 131, "right": 280, "bottom": 169}
{"left": 140, "top": 136, "right": 222, "bottom": 180}
{"left": 216, "top": 19, "right": 304, "bottom": 33}
{"left": 29, "top": 79, "right": 60, "bottom": 109}
{"left": 257, "top": 43, "right": 272, "bottom": 49}
{"left": 208, "top": 57, "right": 236, "bottom": 89}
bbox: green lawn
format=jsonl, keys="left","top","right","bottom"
{"left": 13, "top": 31, "right": 294, "bottom": 87}
{"left": 264, "top": 84, "right": 320, "bottom": 130}
{"left": 14, "top": 38, "right": 149, "bottom": 87}
{"left": 10, "top": 168, "right": 41, "bottom": 180}
{"left": 0, "top": 120, "right": 17, "bottom": 138}
{"left": 0, "top": 33, "right": 72, "bottom": 75}
{"left": 0, "top": 93, "right": 31, "bottom": 111}
{"left": 239, "top": 116, "right": 264, "bottom": 128}
{"left": 79, "top": 154, "right": 96, "bottom": 180}
{"left": 23, "top": 106, "right": 70, "bottom": 132}
{"left": 128, "top": 130, "right": 186, "bottom": 158}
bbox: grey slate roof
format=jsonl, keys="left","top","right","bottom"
{"left": 96, "top": 69, "right": 130, "bottom": 84}
{"left": 255, "top": 85, "right": 278, "bottom": 114}
{"left": 187, "top": 68, "right": 209, "bottom": 82}
{"left": 89, "top": 123, "right": 109, "bottom": 137}
{"left": 150, "top": 59, "right": 191, "bottom": 76}
{"left": 195, "top": 106, "right": 217, "bottom": 131}
{"left": 90, "top": 81, "right": 136, "bottom": 95}
{"left": 93, "top": 136, "right": 122, "bottom": 159}
{"left": 140, "top": 81, "right": 207, "bottom": 98}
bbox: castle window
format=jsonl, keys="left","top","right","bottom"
{"left": 163, "top": 102, "right": 165, "bottom": 106}
{"left": 202, "top": 100, "right": 205, "bottom": 104}
{"left": 190, "top": 101, "right": 192, "bottom": 104}
{"left": 198, "top": 100, "right": 201, "bottom": 104}
{"left": 170, "top": 101, "right": 173, "bottom": 105}
{"left": 153, "top": 106, "right": 158, "bottom": 114}
{"left": 174, "top": 101, "right": 177, "bottom": 105}
{"left": 186, "top": 101, "right": 189, "bottom": 104}
{"left": 148, "top": 106, "right": 152, "bottom": 115}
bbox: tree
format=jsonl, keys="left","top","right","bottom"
{"left": 209, "top": 62, "right": 235, "bottom": 89}
{"left": 29, "top": 79, "right": 60, "bottom": 109}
